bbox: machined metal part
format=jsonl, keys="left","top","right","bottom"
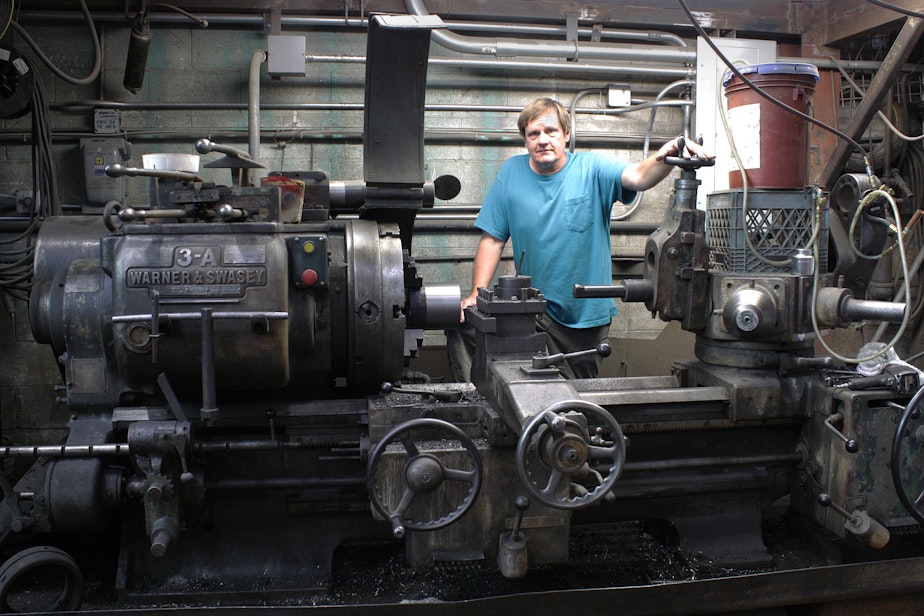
{"left": 815, "top": 286, "right": 907, "bottom": 328}
{"left": 643, "top": 170, "right": 710, "bottom": 330}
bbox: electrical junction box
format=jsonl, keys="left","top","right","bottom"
{"left": 607, "top": 83, "right": 631, "bottom": 107}
{"left": 268, "top": 35, "right": 306, "bottom": 77}
{"left": 81, "top": 137, "right": 131, "bottom": 211}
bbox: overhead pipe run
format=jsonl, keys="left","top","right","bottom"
{"left": 13, "top": 9, "right": 923, "bottom": 75}
{"left": 307, "top": 55, "right": 693, "bottom": 79}
{"left": 404, "top": 0, "right": 694, "bottom": 65}
{"left": 249, "top": 49, "right": 266, "bottom": 168}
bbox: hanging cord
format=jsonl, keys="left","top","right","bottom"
{"left": 0, "top": 54, "right": 57, "bottom": 306}
{"left": 27, "top": 53, "right": 58, "bottom": 218}
{"left": 0, "top": 0, "right": 13, "bottom": 40}
{"left": 847, "top": 189, "right": 918, "bottom": 261}
{"left": 829, "top": 55, "right": 924, "bottom": 143}
{"left": 614, "top": 79, "right": 695, "bottom": 221}
{"left": 10, "top": 0, "right": 101, "bottom": 86}
{"left": 811, "top": 188, "right": 912, "bottom": 364}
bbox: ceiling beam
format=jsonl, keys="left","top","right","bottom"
{"left": 819, "top": 14, "right": 924, "bottom": 187}
{"left": 821, "top": 0, "right": 924, "bottom": 44}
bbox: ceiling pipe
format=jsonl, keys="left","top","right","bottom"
{"left": 248, "top": 49, "right": 266, "bottom": 169}
{"left": 15, "top": 9, "right": 922, "bottom": 74}
{"left": 17, "top": 8, "right": 693, "bottom": 65}
{"left": 16, "top": 10, "right": 685, "bottom": 48}
{"left": 404, "top": 0, "right": 694, "bottom": 65}
{"left": 308, "top": 55, "right": 692, "bottom": 79}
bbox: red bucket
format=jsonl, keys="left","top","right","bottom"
{"left": 723, "top": 63, "right": 819, "bottom": 189}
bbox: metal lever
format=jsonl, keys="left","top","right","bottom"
{"left": 818, "top": 493, "right": 890, "bottom": 549}
{"left": 824, "top": 412, "right": 859, "bottom": 453}
{"left": 497, "top": 496, "right": 530, "bottom": 579}
{"left": 532, "top": 342, "right": 611, "bottom": 369}
{"left": 156, "top": 373, "right": 194, "bottom": 484}
{"left": 105, "top": 162, "right": 203, "bottom": 183}
{"left": 848, "top": 363, "right": 921, "bottom": 394}
{"left": 195, "top": 138, "right": 255, "bottom": 162}
{"left": 510, "top": 495, "right": 529, "bottom": 541}
{"left": 380, "top": 382, "right": 463, "bottom": 403}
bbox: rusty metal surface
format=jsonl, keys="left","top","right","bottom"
{"left": 820, "top": 0, "right": 924, "bottom": 44}
{"left": 818, "top": 15, "right": 924, "bottom": 188}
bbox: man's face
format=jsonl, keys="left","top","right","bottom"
{"left": 524, "top": 112, "right": 569, "bottom": 175}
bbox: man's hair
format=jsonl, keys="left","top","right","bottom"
{"left": 517, "top": 98, "right": 571, "bottom": 138}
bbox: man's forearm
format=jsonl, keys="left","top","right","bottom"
{"left": 463, "top": 234, "right": 505, "bottom": 306}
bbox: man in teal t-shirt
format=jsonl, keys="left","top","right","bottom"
{"left": 457, "top": 97, "right": 711, "bottom": 379}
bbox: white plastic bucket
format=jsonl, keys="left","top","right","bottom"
{"left": 142, "top": 153, "right": 200, "bottom": 172}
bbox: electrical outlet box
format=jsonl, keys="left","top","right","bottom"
{"left": 607, "top": 84, "right": 631, "bottom": 107}
{"left": 268, "top": 35, "right": 306, "bottom": 77}
{"left": 81, "top": 137, "right": 131, "bottom": 210}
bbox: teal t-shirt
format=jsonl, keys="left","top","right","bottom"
{"left": 475, "top": 152, "right": 635, "bottom": 328}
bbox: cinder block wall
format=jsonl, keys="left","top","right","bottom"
{"left": 0, "top": 11, "right": 696, "bottom": 422}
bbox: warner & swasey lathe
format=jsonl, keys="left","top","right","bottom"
{"left": 1, "top": 13, "right": 923, "bottom": 611}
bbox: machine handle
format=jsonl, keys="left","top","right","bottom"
{"left": 105, "top": 163, "right": 203, "bottom": 183}
{"left": 818, "top": 493, "right": 890, "bottom": 549}
{"left": 532, "top": 342, "right": 611, "bottom": 369}
{"left": 824, "top": 412, "right": 859, "bottom": 453}
{"left": 196, "top": 138, "right": 254, "bottom": 161}
{"left": 662, "top": 136, "right": 716, "bottom": 170}
{"left": 511, "top": 495, "right": 529, "bottom": 540}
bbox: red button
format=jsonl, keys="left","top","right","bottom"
{"left": 300, "top": 269, "right": 319, "bottom": 285}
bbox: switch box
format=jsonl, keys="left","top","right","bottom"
{"left": 268, "top": 35, "right": 306, "bottom": 77}
{"left": 607, "top": 84, "right": 631, "bottom": 107}
{"left": 289, "top": 235, "right": 329, "bottom": 289}
{"left": 81, "top": 137, "right": 131, "bottom": 211}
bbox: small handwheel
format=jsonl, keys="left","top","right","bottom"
{"left": 0, "top": 546, "right": 84, "bottom": 613}
{"left": 662, "top": 137, "right": 716, "bottom": 171}
{"left": 891, "top": 385, "right": 924, "bottom": 525}
{"left": 367, "top": 418, "right": 483, "bottom": 538}
{"left": 516, "top": 399, "right": 626, "bottom": 509}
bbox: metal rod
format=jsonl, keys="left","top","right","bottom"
{"left": 624, "top": 452, "right": 803, "bottom": 473}
{"left": 200, "top": 308, "right": 218, "bottom": 419}
{"left": 112, "top": 312, "right": 288, "bottom": 323}
{"left": 205, "top": 477, "right": 366, "bottom": 492}
{"left": 0, "top": 444, "right": 132, "bottom": 458}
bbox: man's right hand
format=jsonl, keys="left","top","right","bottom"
{"left": 460, "top": 294, "right": 478, "bottom": 322}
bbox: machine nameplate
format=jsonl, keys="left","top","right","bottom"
{"left": 127, "top": 268, "right": 266, "bottom": 287}
{"left": 126, "top": 245, "right": 268, "bottom": 291}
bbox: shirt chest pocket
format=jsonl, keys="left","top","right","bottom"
{"left": 563, "top": 193, "right": 593, "bottom": 232}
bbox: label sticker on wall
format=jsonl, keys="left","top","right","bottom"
{"left": 94, "top": 109, "right": 121, "bottom": 134}
{"left": 726, "top": 103, "right": 760, "bottom": 172}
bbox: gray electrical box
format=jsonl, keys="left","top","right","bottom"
{"left": 267, "top": 35, "right": 306, "bottom": 77}
{"left": 81, "top": 137, "right": 131, "bottom": 211}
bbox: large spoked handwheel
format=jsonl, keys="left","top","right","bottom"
{"left": 891, "top": 385, "right": 924, "bottom": 525}
{"left": 367, "top": 418, "right": 483, "bottom": 538}
{"left": 516, "top": 399, "right": 626, "bottom": 510}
